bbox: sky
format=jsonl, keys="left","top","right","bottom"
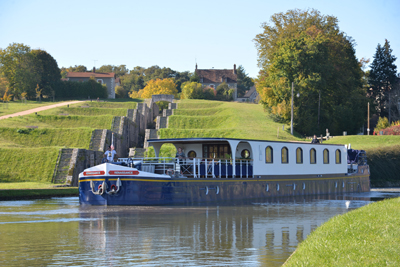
{"left": 0, "top": 0, "right": 399, "bottom": 78}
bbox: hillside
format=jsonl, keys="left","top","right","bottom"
{"left": 0, "top": 100, "right": 140, "bottom": 184}
{"left": 159, "top": 100, "right": 300, "bottom": 141}
{"left": 0, "top": 98, "right": 398, "bottom": 187}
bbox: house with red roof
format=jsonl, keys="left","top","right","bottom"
{"left": 195, "top": 64, "right": 238, "bottom": 100}
{"left": 66, "top": 67, "right": 116, "bottom": 98}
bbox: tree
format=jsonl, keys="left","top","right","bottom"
{"left": 181, "top": 81, "right": 203, "bottom": 99}
{"left": 236, "top": 65, "right": 254, "bottom": 97}
{"left": 216, "top": 82, "right": 234, "bottom": 101}
{"left": 97, "top": 64, "right": 129, "bottom": 77}
{"left": 133, "top": 78, "right": 178, "bottom": 99}
{"left": 254, "top": 9, "right": 366, "bottom": 135}
{"left": 368, "top": 39, "right": 397, "bottom": 120}
{"left": 0, "top": 43, "right": 38, "bottom": 98}
{"left": 31, "top": 49, "right": 61, "bottom": 97}
{"left": 66, "top": 65, "right": 87, "bottom": 72}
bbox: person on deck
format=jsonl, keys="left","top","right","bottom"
{"left": 311, "top": 135, "right": 320, "bottom": 144}
{"left": 103, "top": 145, "right": 118, "bottom": 162}
{"left": 176, "top": 147, "right": 185, "bottom": 160}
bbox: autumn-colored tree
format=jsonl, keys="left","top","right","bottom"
{"left": 134, "top": 78, "right": 178, "bottom": 99}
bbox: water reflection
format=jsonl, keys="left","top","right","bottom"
{"left": 0, "top": 192, "right": 398, "bottom": 266}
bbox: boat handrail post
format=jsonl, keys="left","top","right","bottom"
{"left": 233, "top": 158, "right": 236, "bottom": 178}
{"left": 205, "top": 159, "right": 207, "bottom": 178}
{"left": 193, "top": 158, "right": 195, "bottom": 178}
{"left": 225, "top": 159, "right": 228, "bottom": 178}
{"left": 246, "top": 160, "right": 249, "bottom": 178}
{"left": 219, "top": 159, "right": 221, "bottom": 178}
{"left": 212, "top": 159, "right": 215, "bottom": 178}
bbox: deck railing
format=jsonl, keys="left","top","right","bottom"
{"left": 117, "top": 157, "right": 254, "bottom": 178}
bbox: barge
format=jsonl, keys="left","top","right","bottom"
{"left": 79, "top": 138, "right": 370, "bottom": 205}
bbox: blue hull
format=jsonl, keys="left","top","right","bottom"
{"left": 79, "top": 174, "right": 370, "bottom": 205}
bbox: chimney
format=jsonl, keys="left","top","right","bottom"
{"left": 93, "top": 67, "right": 95, "bottom": 73}
{"left": 233, "top": 64, "right": 236, "bottom": 74}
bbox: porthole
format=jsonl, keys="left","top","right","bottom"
{"left": 266, "top": 184, "right": 269, "bottom": 192}
{"left": 302, "top": 183, "right": 306, "bottom": 190}
{"left": 293, "top": 183, "right": 296, "bottom": 191}
{"left": 241, "top": 149, "right": 251, "bottom": 159}
{"left": 216, "top": 186, "right": 220, "bottom": 194}
{"left": 335, "top": 182, "right": 338, "bottom": 188}
{"left": 187, "top": 150, "right": 197, "bottom": 159}
{"left": 276, "top": 183, "right": 280, "bottom": 191}
{"left": 342, "top": 181, "right": 345, "bottom": 188}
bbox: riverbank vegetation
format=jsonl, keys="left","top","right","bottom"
{"left": 284, "top": 197, "right": 400, "bottom": 266}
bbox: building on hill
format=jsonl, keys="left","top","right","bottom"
{"left": 66, "top": 67, "right": 116, "bottom": 99}
{"left": 237, "top": 86, "right": 259, "bottom": 103}
{"left": 195, "top": 64, "right": 238, "bottom": 100}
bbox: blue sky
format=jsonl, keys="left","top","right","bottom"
{"left": 0, "top": 0, "right": 399, "bottom": 78}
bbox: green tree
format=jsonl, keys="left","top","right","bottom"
{"left": 236, "top": 65, "right": 254, "bottom": 97}
{"left": 368, "top": 39, "right": 397, "bottom": 120}
{"left": 216, "top": 82, "right": 233, "bottom": 101}
{"left": 97, "top": 64, "right": 129, "bottom": 77}
{"left": 254, "top": 9, "right": 366, "bottom": 135}
{"left": 181, "top": 81, "right": 203, "bottom": 99}
{"left": 31, "top": 49, "right": 61, "bottom": 97}
{"left": 0, "top": 43, "right": 39, "bottom": 98}
{"left": 66, "top": 65, "right": 87, "bottom": 72}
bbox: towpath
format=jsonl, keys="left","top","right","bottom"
{"left": 0, "top": 101, "right": 83, "bottom": 120}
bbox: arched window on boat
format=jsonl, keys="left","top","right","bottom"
{"left": 323, "top": 149, "right": 329, "bottom": 164}
{"left": 296, "top": 147, "right": 303, "bottom": 164}
{"left": 281, "top": 147, "right": 289, "bottom": 164}
{"left": 310, "top": 148, "right": 316, "bottom": 164}
{"left": 335, "top": 149, "right": 341, "bottom": 164}
{"left": 265, "top": 146, "right": 273, "bottom": 163}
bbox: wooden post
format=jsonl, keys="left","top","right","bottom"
{"left": 367, "top": 102, "right": 370, "bottom": 135}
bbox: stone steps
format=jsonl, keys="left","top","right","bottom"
{"left": 89, "top": 129, "right": 105, "bottom": 151}
{"left": 53, "top": 148, "right": 74, "bottom": 184}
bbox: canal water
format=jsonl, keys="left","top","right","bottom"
{"left": 0, "top": 192, "right": 398, "bottom": 266}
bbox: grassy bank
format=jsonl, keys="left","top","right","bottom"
{"left": 284, "top": 197, "right": 400, "bottom": 266}
{"left": 161, "top": 100, "right": 301, "bottom": 141}
{"left": 325, "top": 136, "right": 400, "bottom": 186}
{"left": 0, "top": 187, "right": 78, "bottom": 200}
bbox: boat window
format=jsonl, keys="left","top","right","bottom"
{"left": 188, "top": 150, "right": 197, "bottom": 159}
{"left": 281, "top": 147, "right": 288, "bottom": 164}
{"left": 241, "top": 149, "right": 251, "bottom": 159}
{"left": 310, "top": 148, "right": 316, "bottom": 164}
{"left": 335, "top": 149, "right": 341, "bottom": 164}
{"left": 265, "top": 146, "right": 273, "bottom": 163}
{"left": 203, "top": 144, "right": 231, "bottom": 159}
{"left": 323, "top": 149, "right": 329, "bottom": 164}
{"left": 296, "top": 147, "right": 303, "bottom": 164}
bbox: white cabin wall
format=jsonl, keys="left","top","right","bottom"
{"left": 250, "top": 141, "right": 347, "bottom": 175}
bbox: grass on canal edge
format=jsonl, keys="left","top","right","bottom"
{"left": 284, "top": 197, "right": 400, "bottom": 267}
{"left": 0, "top": 187, "right": 78, "bottom": 200}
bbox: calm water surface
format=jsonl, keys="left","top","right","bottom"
{"left": 0, "top": 192, "right": 398, "bottom": 266}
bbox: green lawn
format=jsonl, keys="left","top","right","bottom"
{"left": 324, "top": 135, "right": 400, "bottom": 150}
{"left": 284, "top": 197, "right": 400, "bottom": 266}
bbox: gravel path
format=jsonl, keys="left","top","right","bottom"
{"left": 0, "top": 101, "right": 83, "bottom": 120}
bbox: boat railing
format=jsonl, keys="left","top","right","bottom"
{"left": 117, "top": 157, "right": 254, "bottom": 178}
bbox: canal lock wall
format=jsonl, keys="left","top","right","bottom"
{"left": 52, "top": 95, "right": 178, "bottom": 186}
